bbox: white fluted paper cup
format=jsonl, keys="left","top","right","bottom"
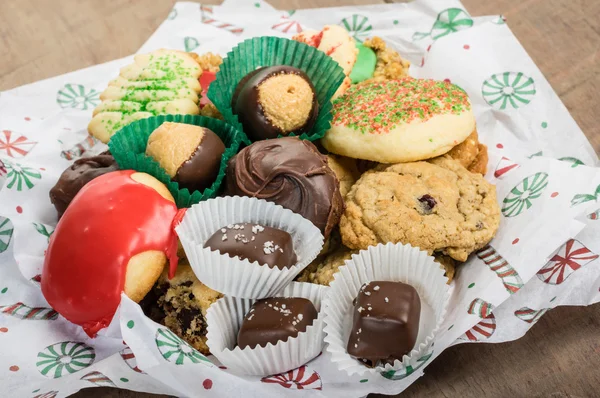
{"left": 176, "top": 196, "right": 324, "bottom": 299}
{"left": 322, "top": 242, "right": 451, "bottom": 377}
{"left": 206, "top": 282, "right": 327, "bottom": 376}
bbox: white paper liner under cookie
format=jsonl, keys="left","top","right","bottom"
{"left": 176, "top": 196, "right": 324, "bottom": 299}
{"left": 206, "top": 282, "right": 327, "bottom": 376}
{"left": 322, "top": 242, "right": 451, "bottom": 377}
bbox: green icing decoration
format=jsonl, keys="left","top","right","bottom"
{"left": 349, "top": 43, "right": 377, "bottom": 84}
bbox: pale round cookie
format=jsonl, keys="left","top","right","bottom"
{"left": 339, "top": 156, "right": 500, "bottom": 262}
{"left": 322, "top": 78, "right": 476, "bottom": 163}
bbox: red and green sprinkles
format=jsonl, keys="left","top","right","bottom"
{"left": 332, "top": 78, "right": 471, "bottom": 135}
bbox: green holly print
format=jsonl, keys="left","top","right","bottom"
{"left": 33, "top": 223, "right": 54, "bottom": 242}
{"left": 482, "top": 72, "right": 536, "bottom": 110}
{"left": 36, "top": 341, "right": 96, "bottom": 378}
{"left": 184, "top": 37, "right": 200, "bottom": 52}
{"left": 56, "top": 84, "right": 100, "bottom": 111}
{"left": 380, "top": 351, "right": 433, "bottom": 380}
{"left": 558, "top": 157, "right": 584, "bottom": 168}
{"left": 0, "top": 217, "right": 13, "bottom": 253}
{"left": 155, "top": 328, "right": 213, "bottom": 366}
{"left": 4, "top": 160, "right": 41, "bottom": 191}
{"left": 340, "top": 15, "right": 372, "bottom": 43}
{"left": 413, "top": 8, "right": 473, "bottom": 41}
{"left": 502, "top": 172, "right": 549, "bottom": 217}
{"left": 571, "top": 184, "right": 600, "bottom": 207}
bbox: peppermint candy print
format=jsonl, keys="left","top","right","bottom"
{"left": 272, "top": 15, "right": 303, "bottom": 34}
{"left": 33, "top": 391, "right": 58, "bottom": 398}
{"left": 261, "top": 365, "right": 322, "bottom": 390}
{"left": 184, "top": 37, "right": 200, "bottom": 52}
{"left": 33, "top": 222, "right": 54, "bottom": 242}
{"left": 571, "top": 184, "right": 600, "bottom": 207}
{"left": 80, "top": 371, "right": 116, "bottom": 387}
{"left": 60, "top": 136, "right": 100, "bottom": 160}
{"left": 482, "top": 72, "right": 536, "bottom": 110}
{"left": 477, "top": 245, "right": 524, "bottom": 294}
{"left": 56, "top": 84, "right": 100, "bottom": 111}
{"left": 200, "top": 5, "right": 243, "bottom": 35}
{"left": 494, "top": 156, "right": 520, "bottom": 179}
{"left": 536, "top": 239, "right": 599, "bottom": 285}
{"left": 380, "top": 350, "right": 433, "bottom": 380}
{"left": 502, "top": 172, "right": 549, "bottom": 217}
{"left": 4, "top": 160, "right": 42, "bottom": 191}
{"left": 36, "top": 341, "right": 96, "bottom": 378}
{"left": 0, "top": 216, "right": 14, "bottom": 253}
{"left": 155, "top": 328, "right": 212, "bottom": 366}
{"left": 413, "top": 8, "right": 473, "bottom": 41}
{"left": 120, "top": 346, "right": 145, "bottom": 374}
{"left": 514, "top": 307, "right": 549, "bottom": 324}
{"left": 0, "top": 302, "right": 58, "bottom": 320}
{"left": 0, "top": 130, "right": 37, "bottom": 158}
{"left": 558, "top": 156, "right": 584, "bottom": 168}
{"left": 340, "top": 15, "right": 372, "bottom": 43}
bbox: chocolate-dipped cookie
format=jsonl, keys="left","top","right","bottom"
{"left": 146, "top": 122, "right": 225, "bottom": 192}
{"left": 237, "top": 297, "right": 318, "bottom": 349}
{"left": 347, "top": 281, "right": 421, "bottom": 366}
{"left": 49, "top": 151, "right": 119, "bottom": 219}
{"left": 231, "top": 66, "right": 319, "bottom": 141}
{"left": 204, "top": 223, "right": 297, "bottom": 269}
{"left": 225, "top": 137, "right": 343, "bottom": 239}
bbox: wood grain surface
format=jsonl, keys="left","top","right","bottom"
{"left": 1, "top": 1, "right": 599, "bottom": 397}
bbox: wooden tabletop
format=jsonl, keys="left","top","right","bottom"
{"left": 2, "top": 1, "right": 599, "bottom": 397}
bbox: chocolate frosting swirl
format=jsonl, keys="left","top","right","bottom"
{"left": 49, "top": 151, "right": 119, "bottom": 219}
{"left": 225, "top": 137, "right": 343, "bottom": 238}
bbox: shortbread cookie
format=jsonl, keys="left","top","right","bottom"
{"left": 446, "top": 130, "right": 488, "bottom": 175}
{"left": 89, "top": 49, "right": 202, "bottom": 143}
{"left": 293, "top": 25, "right": 358, "bottom": 98}
{"left": 322, "top": 78, "right": 476, "bottom": 163}
{"left": 326, "top": 154, "right": 361, "bottom": 199}
{"left": 340, "top": 156, "right": 500, "bottom": 262}
{"left": 363, "top": 37, "right": 410, "bottom": 82}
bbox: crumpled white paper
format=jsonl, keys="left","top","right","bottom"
{"left": 1, "top": 0, "right": 599, "bottom": 397}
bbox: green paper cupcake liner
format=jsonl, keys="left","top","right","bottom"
{"left": 108, "top": 114, "right": 242, "bottom": 208}
{"left": 208, "top": 36, "right": 346, "bottom": 144}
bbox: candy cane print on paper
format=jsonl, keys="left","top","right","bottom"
{"left": 120, "top": 346, "right": 145, "bottom": 374}
{"left": 33, "top": 392, "right": 58, "bottom": 398}
{"left": 482, "top": 72, "right": 536, "bottom": 110}
{"left": 0, "top": 216, "right": 14, "bottom": 253}
{"left": 155, "top": 328, "right": 213, "bottom": 366}
{"left": 476, "top": 245, "right": 524, "bottom": 294}
{"left": 493, "top": 156, "right": 520, "bottom": 179}
{"left": 261, "top": 365, "right": 322, "bottom": 390}
{"left": 0, "top": 130, "right": 37, "bottom": 158}
{"left": 56, "top": 84, "right": 100, "bottom": 111}
{"left": 571, "top": 184, "right": 600, "bottom": 207}
{"left": 536, "top": 239, "right": 599, "bottom": 285}
{"left": 80, "top": 371, "right": 116, "bottom": 387}
{"left": 60, "top": 135, "right": 100, "bottom": 160}
{"left": 514, "top": 307, "right": 549, "bottom": 324}
{"left": 340, "top": 15, "right": 372, "bottom": 43}
{"left": 380, "top": 350, "right": 434, "bottom": 380}
{"left": 458, "top": 298, "right": 496, "bottom": 342}
{"left": 3, "top": 160, "right": 42, "bottom": 191}
{"left": 36, "top": 341, "right": 96, "bottom": 378}
{"left": 502, "top": 172, "right": 549, "bottom": 217}
{"left": 413, "top": 8, "right": 473, "bottom": 41}
{"left": 184, "top": 37, "right": 200, "bottom": 52}
{"left": 200, "top": 5, "right": 244, "bottom": 35}
{"left": 0, "top": 302, "right": 59, "bottom": 320}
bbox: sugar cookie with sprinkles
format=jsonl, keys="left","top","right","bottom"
{"left": 322, "top": 78, "right": 476, "bottom": 163}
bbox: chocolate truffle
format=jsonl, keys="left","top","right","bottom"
{"left": 146, "top": 122, "right": 225, "bottom": 192}
{"left": 49, "top": 150, "right": 119, "bottom": 219}
{"left": 204, "top": 223, "right": 297, "bottom": 269}
{"left": 347, "top": 281, "right": 421, "bottom": 366}
{"left": 237, "top": 297, "right": 318, "bottom": 349}
{"left": 225, "top": 137, "right": 343, "bottom": 239}
{"left": 231, "top": 66, "right": 319, "bottom": 141}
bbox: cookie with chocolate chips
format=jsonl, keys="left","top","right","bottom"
{"left": 339, "top": 156, "right": 500, "bottom": 262}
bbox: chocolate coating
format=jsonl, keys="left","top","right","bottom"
{"left": 237, "top": 297, "right": 318, "bottom": 349}
{"left": 174, "top": 128, "right": 225, "bottom": 192}
{"left": 49, "top": 151, "right": 119, "bottom": 218}
{"left": 225, "top": 137, "right": 343, "bottom": 239}
{"left": 231, "top": 66, "right": 319, "bottom": 141}
{"left": 347, "top": 281, "right": 421, "bottom": 366}
{"left": 204, "top": 223, "right": 297, "bottom": 269}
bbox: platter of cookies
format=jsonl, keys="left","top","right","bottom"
{"left": 1, "top": 1, "right": 599, "bottom": 397}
